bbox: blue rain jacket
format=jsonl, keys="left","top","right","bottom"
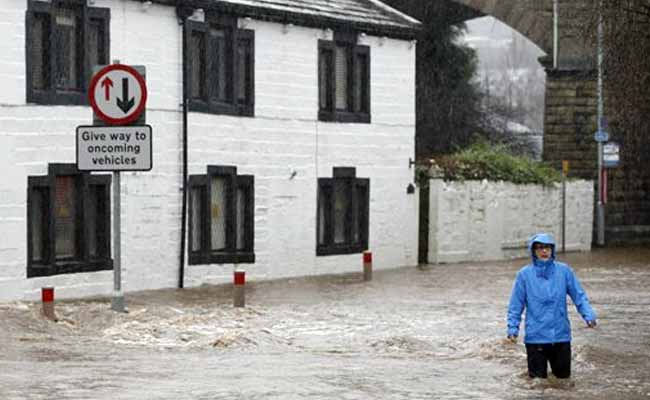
{"left": 507, "top": 233, "right": 596, "bottom": 344}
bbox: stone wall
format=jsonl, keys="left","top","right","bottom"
{"left": 427, "top": 179, "right": 593, "bottom": 264}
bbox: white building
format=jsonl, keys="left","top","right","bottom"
{"left": 0, "top": 0, "right": 420, "bottom": 301}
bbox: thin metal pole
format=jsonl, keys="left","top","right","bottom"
{"left": 553, "top": 0, "right": 559, "bottom": 69}
{"left": 561, "top": 164, "right": 567, "bottom": 253}
{"left": 596, "top": 2, "right": 606, "bottom": 246}
{"left": 111, "top": 171, "right": 126, "bottom": 312}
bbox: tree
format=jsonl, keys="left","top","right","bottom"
{"left": 573, "top": 1, "right": 650, "bottom": 228}
{"left": 382, "top": 1, "right": 486, "bottom": 156}
{"left": 580, "top": 1, "right": 650, "bottom": 161}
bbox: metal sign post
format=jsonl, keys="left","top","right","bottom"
{"left": 112, "top": 171, "right": 124, "bottom": 312}
{"left": 81, "top": 62, "right": 149, "bottom": 313}
{"left": 561, "top": 160, "right": 569, "bottom": 253}
{"left": 596, "top": 4, "right": 606, "bottom": 247}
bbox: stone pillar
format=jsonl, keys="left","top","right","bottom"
{"left": 543, "top": 69, "right": 598, "bottom": 180}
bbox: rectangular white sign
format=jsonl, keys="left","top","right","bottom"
{"left": 76, "top": 125, "right": 152, "bottom": 171}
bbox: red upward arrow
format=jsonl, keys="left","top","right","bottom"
{"left": 101, "top": 77, "right": 113, "bottom": 101}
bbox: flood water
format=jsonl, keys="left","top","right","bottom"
{"left": 1, "top": 248, "right": 650, "bottom": 399}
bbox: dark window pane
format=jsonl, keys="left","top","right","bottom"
{"left": 54, "top": 8, "right": 82, "bottom": 91}
{"left": 354, "top": 53, "right": 369, "bottom": 113}
{"left": 354, "top": 184, "right": 368, "bottom": 243}
{"left": 318, "top": 185, "right": 327, "bottom": 245}
{"left": 55, "top": 176, "right": 78, "bottom": 258}
{"left": 335, "top": 45, "right": 349, "bottom": 111}
{"left": 236, "top": 38, "right": 251, "bottom": 105}
{"left": 30, "top": 188, "right": 47, "bottom": 262}
{"left": 87, "top": 18, "right": 106, "bottom": 73}
{"left": 87, "top": 186, "right": 98, "bottom": 257}
{"left": 333, "top": 180, "right": 349, "bottom": 244}
{"left": 31, "top": 13, "right": 50, "bottom": 90}
{"left": 210, "top": 28, "right": 228, "bottom": 102}
{"left": 210, "top": 176, "right": 227, "bottom": 251}
{"left": 87, "top": 184, "right": 108, "bottom": 258}
{"left": 190, "top": 31, "right": 206, "bottom": 100}
{"left": 190, "top": 187, "right": 204, "bottom": 252}
{"left": 319, "top": 49, "right": 332, "bottom": 111}
{"left": 236, "top": 187, "right": 245, "bottom": 250}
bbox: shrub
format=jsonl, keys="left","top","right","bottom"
{"left": 419, "top": 143, "right": 562, "bottom": 185}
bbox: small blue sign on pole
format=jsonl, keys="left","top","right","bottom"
{"left": 594, "top": 130, "right": 609, "bottom": 142}
{"left": 603, "top": 142, "right": 620, "bottom": 168}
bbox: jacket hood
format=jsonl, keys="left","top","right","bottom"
{"left": 528, "top": 233, "right": 556, "bottom": 277}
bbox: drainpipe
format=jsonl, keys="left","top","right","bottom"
{"left": 177, "top": 4, "right": 193, "bottom": 288}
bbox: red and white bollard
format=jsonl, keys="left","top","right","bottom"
{"left": 363, "top": 251, "right": 372, "bottom": 281}
{"left": 233, "top": 271, "right": 246, "bottom": 308}
{"left": 41, "top": 286, "right": 57, "bottom": 321}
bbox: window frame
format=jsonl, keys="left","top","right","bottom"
{"left": 25, "top": 0, "right": 110, "bottom": 106}
{"left": 318, "top": 33, "right": 371, "bottom": 123}
{"left": 317, "top": 167, "right": 370, "bottom": 256}
{"left": 188, "top": 166, "right": 255, "bottom": 265}
{"left": 27, "top": 164, "right": 112, "bottom": 278}
{"left": 185, "top": 15, "right": 255, "bottom": 117}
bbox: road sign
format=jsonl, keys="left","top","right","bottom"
{"left": 89, "top": 64, "right": 147, "bottom": 125}
{"left": 76, "top": 125, "right": 152, "bottom": 171}
{"left": 603, "top": 142, "right": 620, "bottom": 168}
{"left": 594, "top": 129, "right": 609, "bottom": 142}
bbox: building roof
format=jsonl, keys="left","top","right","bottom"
{"left": 163, "top": 0, "right": 421, "bottom": 39}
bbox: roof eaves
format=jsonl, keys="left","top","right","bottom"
{"left": 363, "top": 0, "right": 421, "bottom": 26}
{"left": 153, "top": 0, "right": 421, "bottom": 39}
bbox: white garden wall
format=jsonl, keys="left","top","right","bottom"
{"left": 0, "top": 1, "right": 418, "bottom": 301}
{"left": 427, "top": 179, "right": 594, "bottom": 263}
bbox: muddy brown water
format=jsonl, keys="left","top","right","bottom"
{"left": 1, "top": 248, "right": 650, "bottom": 399}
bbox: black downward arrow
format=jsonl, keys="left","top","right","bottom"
{"left": 116, "top": 78, "right": 135, "bottom": 114}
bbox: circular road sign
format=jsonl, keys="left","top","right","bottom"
{"left": 88, "top": 64, "right": 147, "bottom": 125}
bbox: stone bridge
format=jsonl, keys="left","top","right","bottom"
{"left": 450, "top": 0, "right": 594, "bottom": 69}
{"left": 440, "top": 0, "right": 647, "bottom": 245}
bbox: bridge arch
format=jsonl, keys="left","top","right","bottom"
{"left": 450, "top": 0, "right": 551, "bottom": 54}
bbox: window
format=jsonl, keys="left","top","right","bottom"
{"left": 27, "top": 164, "right": 112, "bottom": 278}
{"left": 26, "top": 0, "right": 110, "bottom": 105}
{"left": 186, "top": 15, "right": 254, "bottom": 116}
{"left": 189, "top": 166, "right": 255, "bottom": 264}
{"left": 317, "top": 167, "right": 369, "bottom": 255}
{"left": 318, "top": 33, "right": 370, "bottom": 123}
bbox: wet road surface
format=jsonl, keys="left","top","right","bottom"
{"left": 1, "top": 248, "right": 650, "bottom": 399}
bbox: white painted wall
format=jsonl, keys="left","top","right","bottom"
{"left": 428, "top": 179, "right": 593, "bottom": 263}
{"left": 0, "top": 1, "right": 418, "bottom": 301}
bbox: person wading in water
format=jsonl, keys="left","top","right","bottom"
{"left": 507, "top": 233, "right": 597, "bottom": 379}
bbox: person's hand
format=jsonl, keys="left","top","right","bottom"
{"left": 507, "top": 335, "right": 518, "bottom": 344}
{"left": 586, "top": 320, "right": 598, "bottom": 328}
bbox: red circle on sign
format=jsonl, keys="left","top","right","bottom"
{"left": 88, "top": 64, "right": 148, "bottom": 125}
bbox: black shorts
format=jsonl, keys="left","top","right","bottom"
{"left": 525, "top": 342, "right": 571, "bottom": 379}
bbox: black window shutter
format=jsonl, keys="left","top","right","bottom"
{"left": 186, "top": 20, "right": 208, "bottom": 109}
{"left": 356, "top": 178, "right": 370, "bottom": 249}
{"left": 27, "top": 176, "right": 52, "bottom": 277}
{"left": 25, "top": 8, "right": 51, "bottom": 99}
{"left": 353, "top": 45, "right": 370, "bottom": 115}
{"left": 235, "top": 29, "right": 255, "bottom": 115}
{"left": 86, "top": 7, "right": 110, "bottom": 89}
{"left": 87, "top": 174, "right": 111, "bottom": 260}
{"left": 236, "top": 175, "right": 255, "bottom": 253}
{"left": 317, "top": 178, "right": 334, "bottom": 249}
{"left": 188, "top": 175, "right": 208, "bottom": 257}
{"left": 318, "top": 40, "right": 335, "bottom": 118}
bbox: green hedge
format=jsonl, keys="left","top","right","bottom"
{"left": 419, "top": 143, "right": 562, "bottom": 185}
